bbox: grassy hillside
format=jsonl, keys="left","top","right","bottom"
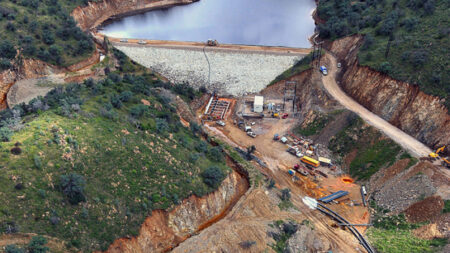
{"left": 0, "top": 0, "right": 94, "bottom": 69}
{"left": 317, "top": 0, "right": 450, "bottom": 109}
{"left": 0, "top": 63, "right": 230, "bottom": 251}
{"left": 328, "top": 116, "right": 416, "bottom": 180}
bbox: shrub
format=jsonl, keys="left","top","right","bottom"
{"left": 267, "top": 178, "right": 276, "bottom": 189}
{"left": 34, "top": 155, "right": 43, "bottom": 169}
{"left": 60, "top": 173, "right": 86, "bottom": 205}
{"left": 207, "top": 146, "right": 224, "bottom": 162}
{"left": 0, "top": 126, "right": 13, "bottom": 141}
{"left": 110, "top": 94, "right": 122, "bottom": 109}
{"left": 239, "top": 240, "right": 256, "bottom": 249}
{"left": 27, "top": 235, "right": 49, "bottom": 253}
{"left": 0, "top": 40, "right": 16, "bottom": 59}
{"left": 195, "top": 141, "right": 208, "bottom": 153}
{"left": 129, "top": 104, "right": 149, "bottom": 118}
{"left": 282, "top": 221, "right": 298, "bottom": 236}
{"left": 119, "top": 91, "right": 133, "bottom": 102}
{"left": 5, "top": 244, "right": 24, "bottom": 253}
{"left": 0, "top": 58, "right": 11, "bottom": 71}
{"left": 155, "top": 118, "right": 169, "bottom": 133}
{"left": 10, "top": 147, "right": 22, "bottom": 155}
{"left": 190, "top": 121, "right": 201, "bottom": 136}
{"left": 379, "top": 61, "right": 392, "bottom": 74}
{"left": 201, "top": 166, "right": 226, "bottom": 188}
{"left": 280, "top": 188, "right": 291, "bottom": 201}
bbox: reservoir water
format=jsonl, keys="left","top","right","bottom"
{"left": 101, "top": 0, "right": 316, "bottom": 48}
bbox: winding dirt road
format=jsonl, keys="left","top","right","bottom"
{"left": 322, "top": 53, "right": 432, "bottom": 158}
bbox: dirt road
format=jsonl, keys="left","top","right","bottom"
{"left": 104, "top": 35, "right": 311, "bottom": 56}
{"left": 322, "top": 53, "right": 432, "bottom": 158}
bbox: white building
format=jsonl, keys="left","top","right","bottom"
{"left": 254, "top": 96, "right": 264, "bottom": 113}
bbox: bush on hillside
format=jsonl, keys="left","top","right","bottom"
{"left": 60, "top": 173, "right": 86, "bottom": 205}
{"left": 201, "top": 166, "right": 226, "bottom": 188}
{"left": 27, "top": 235, "right": 49, "bottom": 253}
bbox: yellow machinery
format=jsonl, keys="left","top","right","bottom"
{"left": 429, "top": 146, "right": 450, "bottom": 168}
{"left": 429, "top": 146, "right": 446, "bottom": 159}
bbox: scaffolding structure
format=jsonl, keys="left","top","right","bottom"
{"left": 283, "top": 81, "right": 298, "bottom": 112}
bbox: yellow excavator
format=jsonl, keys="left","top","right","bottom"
{"left": 429, "top": 146, "right": 450, "bottom": 168}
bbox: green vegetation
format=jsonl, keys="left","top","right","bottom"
{"left": 268, "top": 220, "right": 298, "bottom": 253}
{"left": 317, "top": 0, "right": 450, "bottom": 109}
{"left": 368, "top": 228, "right": 447, "bottom": 253}
{"left": 328, "top": 116, "right": 414, "bottom": 180}
{"left": 0, "top": 0, "right": 94, "bottom": 68}
{"left": 269, "top": 52, "right": 314, "bottom": 85}
{"left": 368, "top": 202, "right": 447, "bottom": 253}
{"left": 5, "top": 235, "right": 49, "bottom": 253}
{"left": 0, "top": 69, "right": 230, "bottom": 251}
{"left": 444, "top": 200, "right": 450, "bottom": 213}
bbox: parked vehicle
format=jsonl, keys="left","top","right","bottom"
{"left": 319, "top": 66, "right": 328, "bottom": 75}
{"left": 337, "top": 62, "right": 342, "bottom": 68}
{"left": 216, "top": 121, "right": 226, "bottom": 126}
{"left": 282, "top": 113, "right": 289, "bottom": 119}
{"left": 273, "top": 134, "right": 280, "bottom": 141}
{"left": 300, "top": 156, "right": 320, "bottom": 168}
{"left": 247, "top": 131, "right": 256, "bottom": 138}
{"left": 280, "top": 136, "right": 288, "bottom": 143}
{"left": 120, "top": 38, "right": 128, "bottom": 43}
{"left": 245, "top": 126, "right": 252, "bottom": 132}
{"left": 138, "top": 40, "right": 147, "bottom": 45}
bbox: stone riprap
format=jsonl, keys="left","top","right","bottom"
{"left": 114, "top": 45, "right": 304, "bottom": 96}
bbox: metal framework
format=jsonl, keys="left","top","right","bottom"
{"left": 283, "top": 81, "right": 298, "bottom": 112}
{"left": 206, "top": 97, "right": 230, "bottom": 120}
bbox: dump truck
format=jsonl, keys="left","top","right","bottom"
{"left": 300, "top": 156, "right": 320, "bottom": 168}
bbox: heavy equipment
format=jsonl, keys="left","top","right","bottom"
{"left": 428, "top": 146, "right": 450, "bottom": 168}
{"left": 206, "top": 39, "right": 219, "bottom": 46}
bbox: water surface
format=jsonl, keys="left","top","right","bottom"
{"left": 102, "top": 0, "right": 316, "bottom": 48}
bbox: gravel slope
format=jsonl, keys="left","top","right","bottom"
{"left": 115, "top": 45, "right": 304, "bottom": 96}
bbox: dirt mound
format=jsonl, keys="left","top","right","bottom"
{"left": 412, "top": 223, "right": 444, "bottom": 240}
{"left": 404, "top": 196, "right": 444, "bottom": 223}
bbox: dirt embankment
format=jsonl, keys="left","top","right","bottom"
{"left": 72, "top": 0, "right": 197, "bottom": 31}
{"left": 0, "top": 60, "right": 61, "bottom": 109}
{"left": 325, "top": 35, "right": 450, "bottom": 149}
{"left": 103, "top": 169, "right": 248, "bottom": 253}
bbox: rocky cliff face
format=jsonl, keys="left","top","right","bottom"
{"left": 326, "top": 36, "right": 450, "bottom": 148}
{"left": 72, "top": 0, "right": 196, "bottom": 30}
{"left": 103, "top": 170, "right": 248, "bottom": 253}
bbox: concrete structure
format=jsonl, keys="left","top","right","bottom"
{"left": 253, "top": 96, "right": 264, "bottom": 113}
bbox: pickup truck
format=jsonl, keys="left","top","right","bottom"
{"left": 247, "top": 131, "right": 257, "bottom": 138}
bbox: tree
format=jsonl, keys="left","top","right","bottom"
{"left": 201, "top": 166, "right": 226, "bottom": 188}
{"left": 0, "top": 58, "right": 11, "bottom": 71}
{"left": 60, "top": 173, "right": 86, "bottom": 205}
{"left": 27, "top": 235, "right": 49, "bottom": 253}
